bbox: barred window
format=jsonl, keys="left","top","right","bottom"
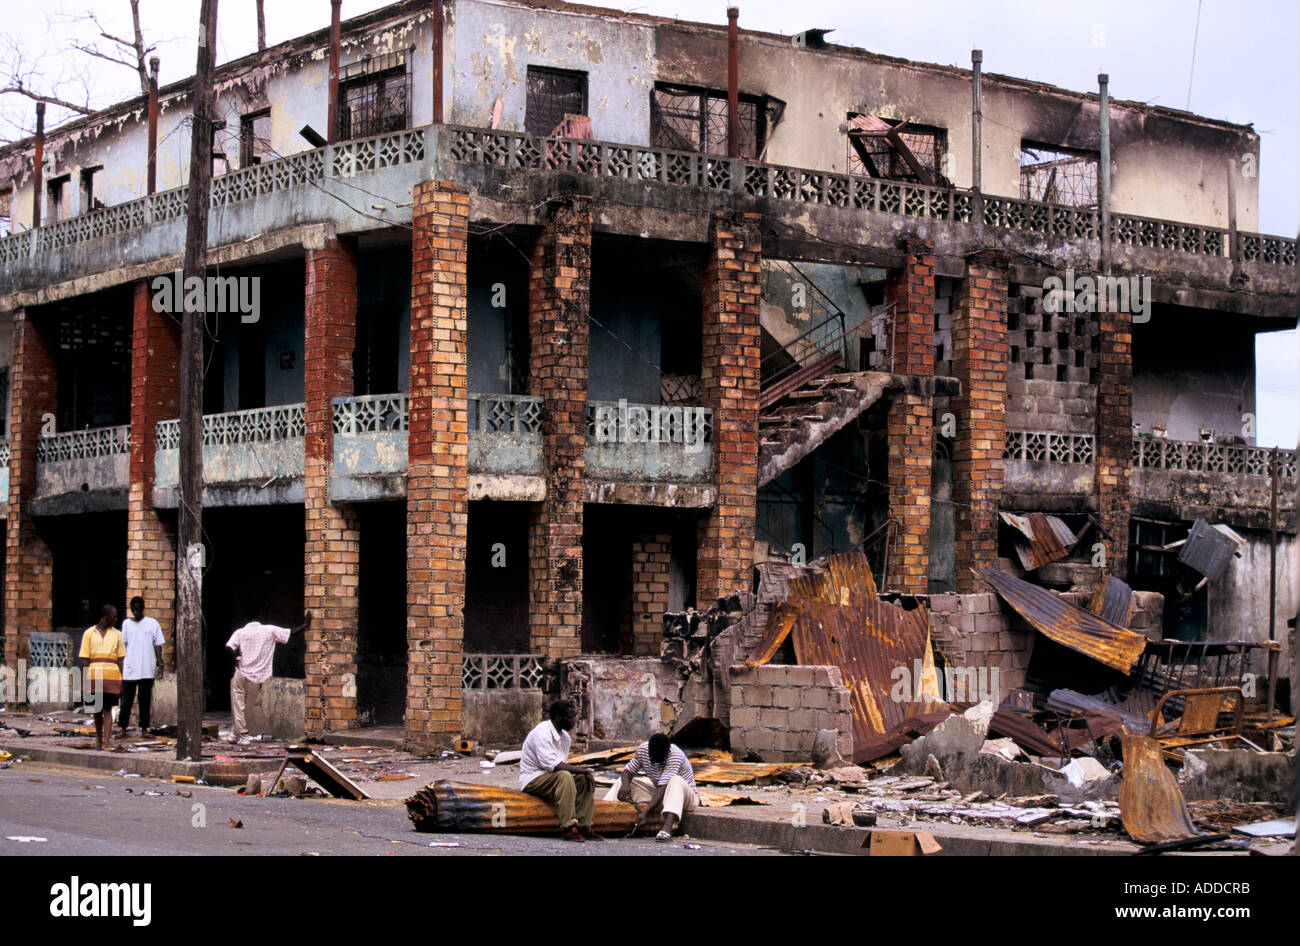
{"left": 526, "top": 67, "right": 587, "bottom": 137}
{"left": 0, "top": 187, "right": 11, "bottom": 237}
{"left": 1020, "top": 142, "right": 1098, "bottom": 207}
{"left": 339, "top": 52, "right": 411, "bottom": 140}
{"left": 651, "top": 83, "right": 765, "bottom": 158}
{"left": 846, "top": 114, "right": 946, "bottom": 184}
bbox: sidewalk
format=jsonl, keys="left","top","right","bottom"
{"left": 2, "top": 710, "right": 1286, "bottom": 856}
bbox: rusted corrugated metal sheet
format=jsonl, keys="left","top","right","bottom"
{"left": 746, "top": 550, "right": 945, "bottom": 762}
{"left": 980, "top": 569, "right": 1147, "bottom": 673}
{"left": 746, "top": 549, "right": 879, "bottom": 665}
{"left": 1000, "top": 512, "right": 1076, "bottom": 571}
{"left": 1117, "top": 734, "right": 1204, "bottom": 844}
{"left": 1088, "top": 576, "right": 1133, "bottom": 628}
{"left": 406, "top": 780, "right": 642, "bottom": 835}
{"left": 691, "top": 762, "right": 804, "bottom": 784}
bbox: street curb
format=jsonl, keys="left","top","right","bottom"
{"left": 683, "top": 809, "right": 1132, "bottom": 856}
{"left": 0, "top": 741, "right": 286, "bottom": 780}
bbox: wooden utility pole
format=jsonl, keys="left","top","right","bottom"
{"left": 256, "top": 0, "right": 266, "bottom": 50}
{"left": 177, "top": 0, "right": 219, "bottom": 762}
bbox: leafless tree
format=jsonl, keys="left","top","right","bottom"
{"left": 65, "top": 0, "right": 156, "bottom": 97}
{"left": 0, "top": 33, "right": 94, "bottom": 138}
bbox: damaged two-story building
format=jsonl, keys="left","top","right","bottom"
{"left": 0, "top": 0, "right": 1294, "bottom": 752}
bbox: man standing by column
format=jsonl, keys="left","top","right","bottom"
{"left": 225, "top": 605, "right": 312, "bottom": 743}
{"left": 120, "top": 596, "right": 165, "bottom": 736}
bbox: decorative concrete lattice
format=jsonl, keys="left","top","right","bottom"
{"left": 36, "top": 425, "right": 130, "bottom": 463}
{"left": 332, "top": 394, "right": 408, "bottom": 434}
{"left": 27, "top": 632, "right": 73, "bottom": 669}
{"left": 586, "top": 401, "right": 713, "bottom": 444}
{"left": 469, "top": 394, "right": 542, "bottom": 434}
{"left": 461, "top": 654, "right": 547, "bottom": 690}
{"left": 156, "top": 403, "right": 305, "bottom": 450}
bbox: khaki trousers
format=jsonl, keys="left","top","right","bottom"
{"left": 523, "top": 771, "right": 595, "bottom": 830}
{"left": 230, "top": 669, "right": 261, "bottom": 736}
{"left": 604, "top": 774, "right": 700, "bottom": 818}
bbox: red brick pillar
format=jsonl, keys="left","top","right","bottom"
{"left": 303, "top": 239, "right": 360, "bottom": 735}
{"left": 406, "top": 181, "right": 469, "bottom": 748}
{"left": 4, "top": 310, "right": 56, "bottom": 668}
{"left": 951, "top": 256, "right": 1008, "bottom": 592}
{"left": 884, "top": 238, "right": 935, "bottom": 594}
{"left": 696, "top": 211, "right": 762, "bottom": 606}
{"left": 629, "top": 533, "right": 672, "bottom": 655}
{"left": 527, "top": 196, "right": 591, "bottom": 658}
{"left": 1095, "top": 301, "right": 1132, "bottom": 580}
{"left": 126, "top": 281, "right": 180, "bottom": 668}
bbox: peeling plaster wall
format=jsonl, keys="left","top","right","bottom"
{"left": 1210, "top": 531, "right": 1297, "bottom": 683}
{"left": 449, "top": 0, "right": 656, "bottom": 142}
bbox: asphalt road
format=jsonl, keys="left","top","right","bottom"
{"left": 0, "top": 762, "right": 777, "bottom": 856}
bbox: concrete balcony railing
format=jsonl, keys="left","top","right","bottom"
{"left": 155, "top": 404, "right": 305, "bottom": 506}
{"left": 33, "top": 425, "right": 130, "bottom": 512}
{"left": 586, "top": 399, "right": 714, "bottom": 483}
{"left": 1002, "top": 429, "right": 1297, "bottom": 526}
{"left": 3, "top": 123, "right": 1295, "bottom": 301}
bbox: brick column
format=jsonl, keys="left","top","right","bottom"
{"left": 696, "top": 211, "right": 762, "bottom": 606}
{"left": 1095, "top": 301, "right": 1132, "bottom": 580}
{"left": 527, "top": 196, "right": 591, "bottom": 658}
{"left": 126, "top": 281, "right": 180, "bottom": 667}
{"left": 951, "top": 256, "right": 1008, "bottom": 592}
{"left": 406, "top": 181, "right": 469, "bottom": 749}
{"left": 629, "top": 533, "right": 672, "bottom": 655}
{"left": 303, "top": 239, "right": 360, "bottom": 735}
{"left": 884, "top": 239, "right": 935, "bottom": 594}
{"left": 4, "top": 310, "right": 56, "bottom": 668}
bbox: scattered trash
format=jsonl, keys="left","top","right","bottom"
{"left": 375, "top": 774, "right": 414, "bottom": 782}
{"left": 683, "top": 843, "right": 702, "bottom": 850}
{"left": 6, "top": 836, "right": 47, "bottom": 843}
{"left": 428, "top": 841, "right": 460, "bottom": 847}
{"left": 1232, "top": 819, "right": 1296, "bottom": 838}
{"left": 228, "top": 818, "right": 243, "bottom": 829}
{"left": 171, "top": 775, "right": 196, "bottom": 784}
{"left": 479, "top": 760, "right": 495, "bottom": 768}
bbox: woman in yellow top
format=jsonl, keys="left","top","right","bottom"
{"left": 78, "top": 604, "right": 126, "bottom": 750}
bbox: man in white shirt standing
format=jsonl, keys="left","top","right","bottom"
{"left": 225, "top": 605, "right": 311, "bottom": 743}
{"left": 519, "top": 700, "right": 600, "bottom": 841}
{"left": 119, "top": 596, "right": 165, "bottom": 736}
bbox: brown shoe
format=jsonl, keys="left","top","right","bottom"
{"left": 580, "top": 828, "right": 605, "bottom": 841}
{"left": 560, "top": 826, "right": 586, "bottom": 842}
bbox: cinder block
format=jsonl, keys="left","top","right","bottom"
{"left": 772, "top": 687, "right": 800, "bottom": 709}
{"left": 801, "top": 687, "right": 829, "bottom": 710}
{"left": 748, "top": 685, "right": 773, "bottom": 707}
{"left": 788, "top": 709, "right": 816, "bottom": 731}
{"left": 760, "top": 708, "right": 789, "bottom": 729}
{"left": 729, "top": 706, "right": 759, "bottom": 728}
{"left": 785, "top": 666, "right": 814, "bottom": 687}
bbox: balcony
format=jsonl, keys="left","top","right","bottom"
{"left": 154, "top": 404, "right": 305, "bottom": 507}
{"left": 0, "top": 439, "right": 9, "bottom": 517}
{"left": 2, "top": 125, "right": 1294, "bottom": 307}
{"left": 1003, "top": 430, "right": 1297, "bottom": 528}
{"left": 330, "top": 393, "right": 715, "bottom": 505}
{"left": 32, "top": 425, "right": 130, "bottom": 514}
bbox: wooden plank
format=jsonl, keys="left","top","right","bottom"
{"left": 286, "top": 748, "right": 369, "bottom": 800}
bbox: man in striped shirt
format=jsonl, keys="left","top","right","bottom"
{"left": 604, "top": 733, "right": 700, "bottom": 841}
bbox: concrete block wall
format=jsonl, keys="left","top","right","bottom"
{"left": 928, "top": 592, "right": 1030, "bottom": 696}
{"left": 1005, "top": 377, "right": 1097, "bottom": 435}
{"left": 1006, "top": 282, "right": 1096, "bottom": 386}
{"left": 727, "top": 664, "right": 853, "bottom": 763}
{"left": 628, "top": 533, "right": 672, "bottom": 655}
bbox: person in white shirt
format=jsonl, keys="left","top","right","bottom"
{"left": 519, "top": 700, "right": 600, "bottom": 841}
{"left": 225, "top": 604, "right": 311, "bottom": 743}
{"left": 119, "top": 596, "right": 166, "bottom": 736}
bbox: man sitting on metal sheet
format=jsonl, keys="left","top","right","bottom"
{"left": 519, "top": 700, "right": 601, "bottom": 841}
{"left": 605, "top": 733, "right": 700, "bottom": 841}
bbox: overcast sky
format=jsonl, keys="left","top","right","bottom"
{"left": 5, "top": 0, "right": 1296, "bottom": 446}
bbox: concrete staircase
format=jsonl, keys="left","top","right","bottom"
{"left": 758, "top": 370, "right": 896, "bottom": 486}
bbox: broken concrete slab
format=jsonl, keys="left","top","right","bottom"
{"left": 898, "top": 701, "right": 995, "bottom": 770}
{"left": 1176, "top": 747, "right": 1297, "bottom": 804}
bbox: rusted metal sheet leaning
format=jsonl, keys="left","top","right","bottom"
{"left": 978, "top": 568, "right": 1147, "bottom": 673}
{"left": 999, "top": 512, "right": 1078, "bottom": 571}
{"left": 1117, "top": 733, "right": 1205, "bottom": 845}
{"left": 745, "top": 549, "right": 946, "bottom": 763}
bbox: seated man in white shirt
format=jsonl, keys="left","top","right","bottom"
{"left": 519, "top": 700, "right": 600, "bottom": 841}
{"left": 604, "top": 733, "right": 701, "bottom": 841}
